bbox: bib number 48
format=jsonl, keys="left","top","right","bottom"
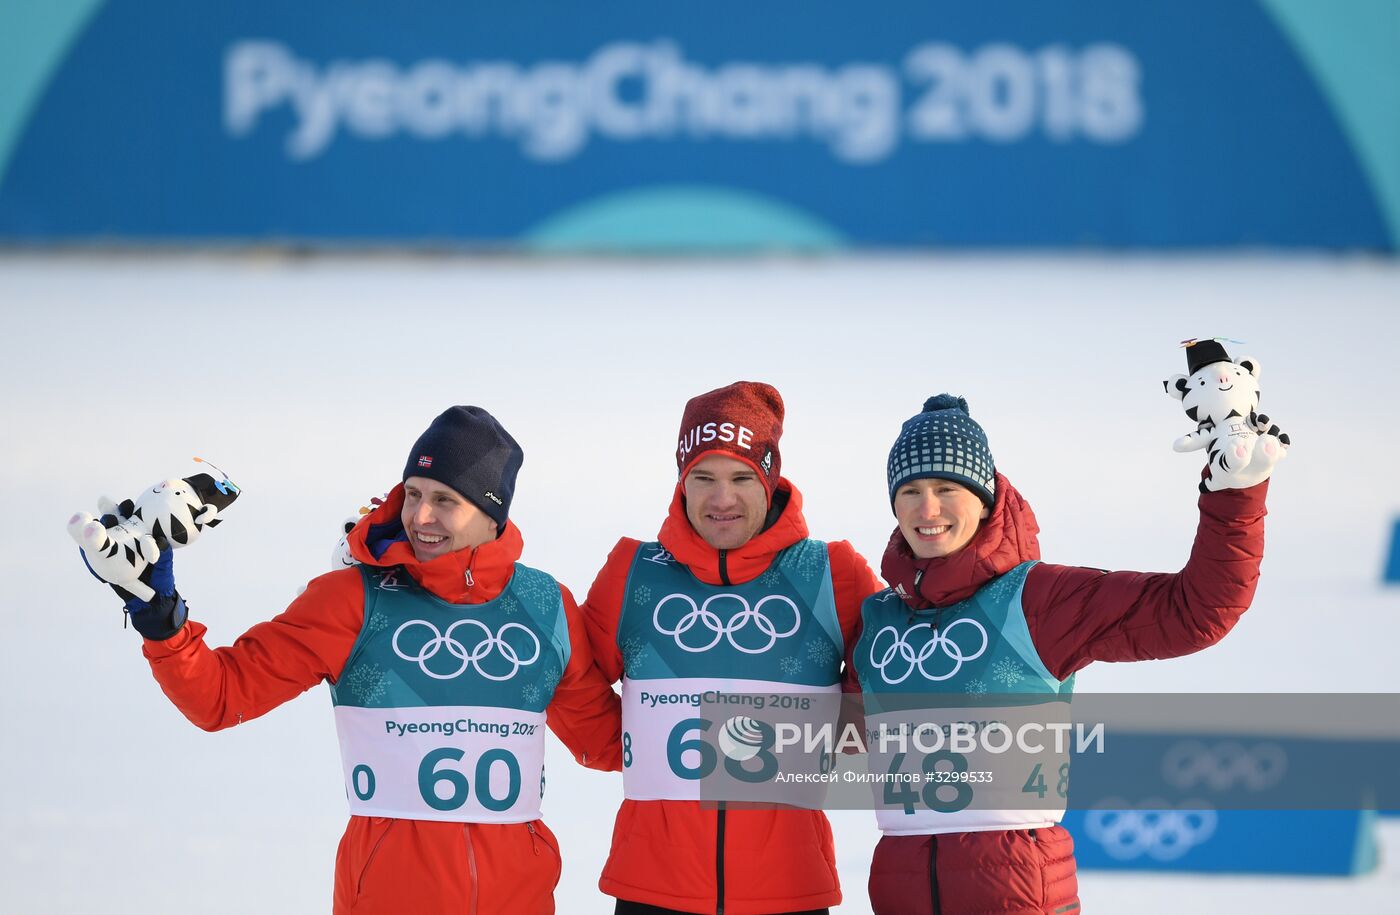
{"left": 884, "top": 751, "right": 974, "bottom": 814}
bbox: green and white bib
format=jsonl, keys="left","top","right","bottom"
{"left": 616, "top": 540, "right": 843, "bottom": 800}
{"left": 330, "top": 564, "right": 569, "bottom": 823}
{"left": 853, "top": 561, "right": 1075, "bottom": 835}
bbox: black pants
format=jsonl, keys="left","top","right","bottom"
{"left": 614, "top": 902, "right": 829, "bottom": 915}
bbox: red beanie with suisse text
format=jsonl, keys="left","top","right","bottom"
{"left": 675, "top": 381, "right": 784, "bottom": 498}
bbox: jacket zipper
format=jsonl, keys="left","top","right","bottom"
{"left": 464, "top": 546, "right": 479, "bottom": 589}
{"left": 929, "top": 834, "right": 941, "bottom": 915}
{"left": 355, "top": 820, "right": 395, "bottom": 898}
{"left": 716, "top": 801, "right": 727, "bottom": 915}
{"left": 526, "top": 820, "right": 562, "bottom": 862}
{"left": 715, "top": 548, "right": 731, "bottom": 914}
{"left": 463, "top": 824, "right": 480, "bottom": 915}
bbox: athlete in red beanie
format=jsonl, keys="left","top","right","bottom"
{"left": 582, "top": 381, "right": 882, "bottom": 915}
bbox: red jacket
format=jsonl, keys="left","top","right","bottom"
{"left": 582, "top": 478, "right": 882, "bottom": 915}
{"left": 141, "top": 484, "right": 622, "bottom": 915}
{"left": 867, "top": 472, "right": 1269, "bottom": 915}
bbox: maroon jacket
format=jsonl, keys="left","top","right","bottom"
{"left": 867, "top": 472, "right": 1268, "bottom": 915}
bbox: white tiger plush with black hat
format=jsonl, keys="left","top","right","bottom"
{"left": 68, "top": 470, "right": 240, "bottom": 602}
{"left": 1164, "top": 340, "right": 1290, "bottom": 492}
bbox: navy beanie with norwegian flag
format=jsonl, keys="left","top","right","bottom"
{"left": 403, "top": 406, "right": 522, "bottom": 527}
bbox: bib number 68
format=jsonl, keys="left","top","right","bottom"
{"left": 667, "top": 717, "right": 778, "bottom": 784}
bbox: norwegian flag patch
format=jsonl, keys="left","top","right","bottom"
{"left": 417, "top": 455, "right": 433, "bottom": 468}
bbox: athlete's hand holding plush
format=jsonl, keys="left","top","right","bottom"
{"left": 68, "top": 460, "right": 238, "bottom": 634}
{"left": 1164, "top": 338, "right": 1291, "bottom": 492}
{"left": 118, "top": 548, "right": 187, "bottom": 640}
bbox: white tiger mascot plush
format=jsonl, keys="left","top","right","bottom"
{"left": 68, "top": 469, "right": 239, "bottom": 602}
{"left": 329, "top": 496, "right": 384, "bottom": 571}
{"left": 331, "top": 516, "right": 361, "bottom": 570}
{"left": 1164, "top": 339, "right": 1290, "bottom": 493}
{"left": 294, "top": 498, "right": 382, "bottom": 596}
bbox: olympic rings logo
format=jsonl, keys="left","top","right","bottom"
{"left": 1083, "top": 801, "right": 1218, "bottom": 861}
{"left": 392, "top": 618, "right": 541, "bottom": 681}
{"left": 867, "top": 619, "right": 988, "bottom": 684}
{"left": 1161, "top": 740, "right": 1287, "bottom": 792}
{"left": 652, "top": 592, "right": 800, "bottom": 654}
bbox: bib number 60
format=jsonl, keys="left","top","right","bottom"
{"left": 418, "top": 747, "right": 521, "bottom": 812}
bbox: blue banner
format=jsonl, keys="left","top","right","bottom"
{"left": 2, "top": 1, "right": 1396, "bottom": 249}
{"left": 1061, "top": 729, "right": 1390, "bottom": 875}
{"left": 1065, "top": 808, "right": 1378, "bottom": 876}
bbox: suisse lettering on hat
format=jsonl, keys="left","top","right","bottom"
{"left": 675, "top": 381, "right": 785, "bottom": 498}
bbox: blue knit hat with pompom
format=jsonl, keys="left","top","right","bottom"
{"left": 887, "top": 394, "right": 996, "bottom": 509}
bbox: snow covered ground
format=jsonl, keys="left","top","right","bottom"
{"left": 1, "top": 252, "right": 1397, "bottom": 912}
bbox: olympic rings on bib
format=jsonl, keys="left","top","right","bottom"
{"left": 392, "top": 618, "right": 541, "bottom": 681}
{"left": 652, "top": 592, "right": 801, "bottom": 654}
{"left": 1083, "top": 803, "right": 1218, "bottom": 861}
{"left": 1161, "top": 740, "right": 1288, "bottom": 792}
{"left": 868, "top": 618, "right": 989, "bottom": 684}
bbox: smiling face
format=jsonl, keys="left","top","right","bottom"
{"left": 1167, "top": 356, "right": 1262, "bottom": 425}
{"left": 401, "top": 476, "right": 498, "bottom": 561}
{"left": 894, "top": 477, "right": 991, "bottom": 560}
{"left": 683, "top": 454, "right": 769, "bottom": 550}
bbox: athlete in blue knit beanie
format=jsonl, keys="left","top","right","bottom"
{"left": 886, "top": 393, "right": 996, "bottom": 510}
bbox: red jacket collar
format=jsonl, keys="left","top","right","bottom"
{"left": 347, "top": 483, "right": 522, "bottom": 604}
{"left": 658, "top": 477, "right": 809, "bottom": 585}
{"left": 880, "top": 471, "right": 1041, "bottom": 609}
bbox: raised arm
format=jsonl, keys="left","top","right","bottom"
{"left": 141, "top": 569, "right": 365, "bottom": 730}
{"left": 1024, "top": 481, "right": 1268, "bottom": 682}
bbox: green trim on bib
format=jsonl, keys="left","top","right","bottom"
{"left": 330, "top": 564, "right": 568, "bottom": 713}
{"left": 856, "top": 561, "right": 1071, "bottom": 699}
{"left": 618, "top": 539, "right": 842, "bottom": 686}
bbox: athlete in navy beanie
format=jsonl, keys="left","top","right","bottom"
{"left": 402, "top": 405, "right": 522, "bottom": 528}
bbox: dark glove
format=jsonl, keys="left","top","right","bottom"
{"left": 83, "top": 546, "right": 188, "bottom": 640}
{"left": 127, "top": 547, "right": 188, "bottom": 640}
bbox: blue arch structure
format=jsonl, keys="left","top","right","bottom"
{"left": 524, "top": 186, "right": 844, "bottom": 252}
